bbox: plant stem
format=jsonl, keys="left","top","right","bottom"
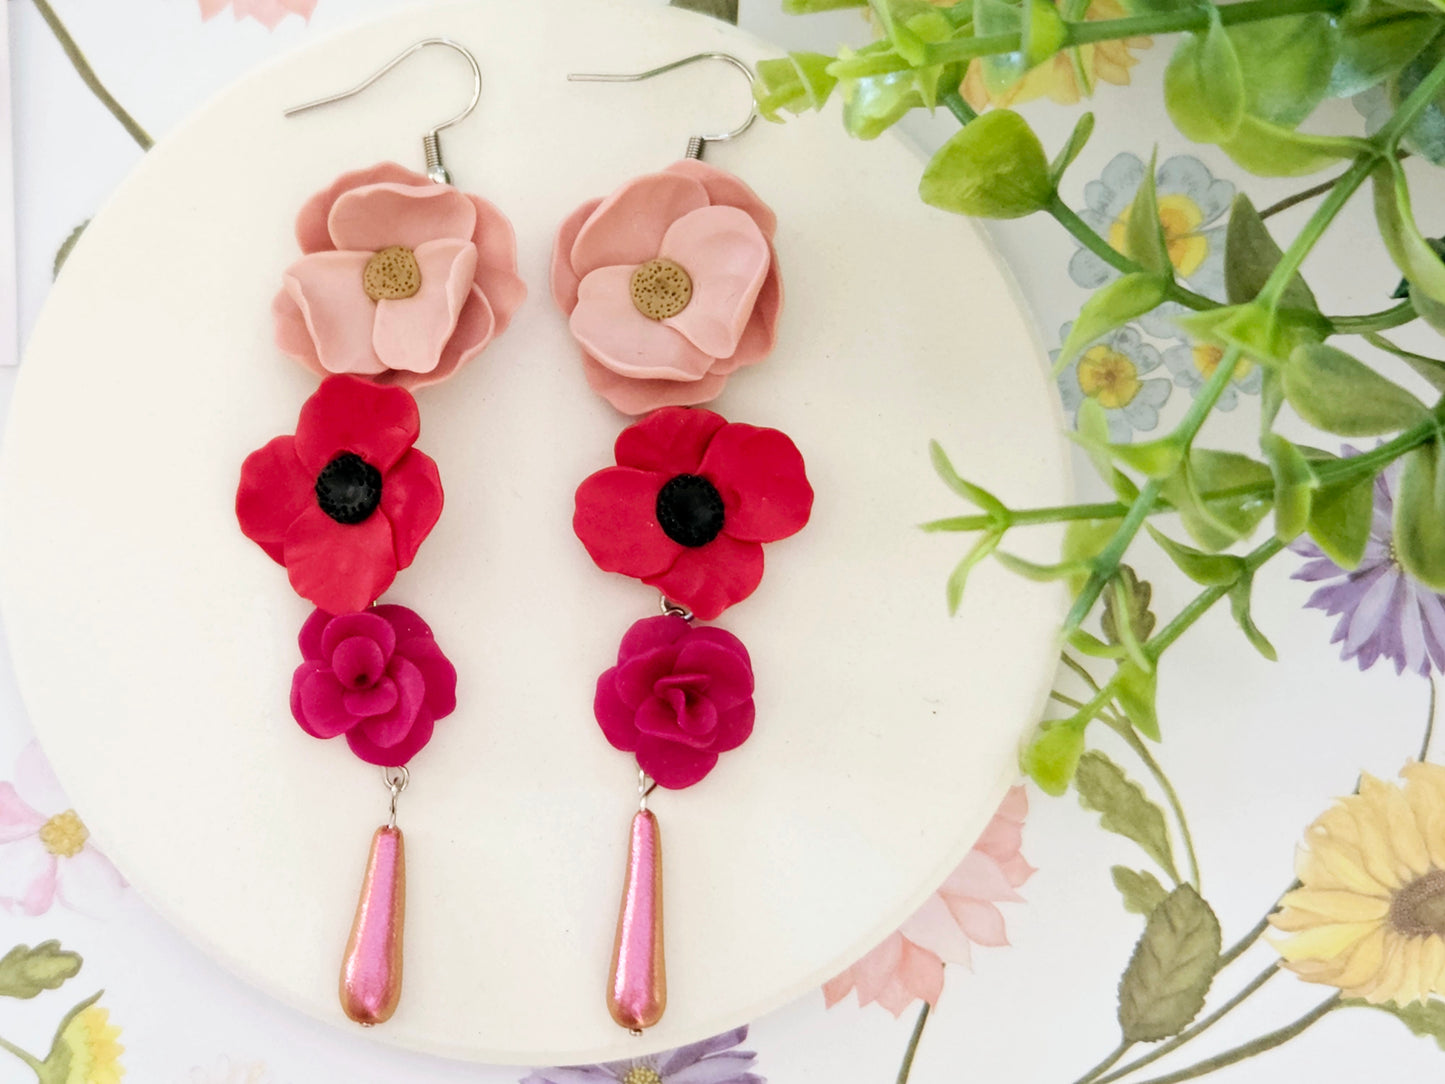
{"left": 896, "top": 1003, "right": 930, "bottom": 1084}
{"left": 1378, "top": 52, "right": 1445, "bottom": 148}
{"left": 1095, "top": 965, "right": 1280, "bottom": 1084}
{"left": 1069, "top": 1040, "right": 1133, "bottom": 1084}
{"left": 0, "top": 1034, "right": 42, "bottom": 1073}
{"left": 1107, "top": 717, "right": 1201, "bottom": 890}
{"left": 31, "top": 0, "right": 153, "bottom": 150}
{"left": 1217, "top": 905, "right": 1278, "bottom": 970}
{"left": 1258, "top": 159, "right": 1375, "bottom": 310}
{"left": 940, "top": 87, "right": 977, "bottom": 125}
{"left": 1423, "top": 676, "right": 1438, "bottom": 762}
{"left": 1126, "top": 996, "right": 1339, "bottom": 1084}
{"left": 1258, "top": 177, "right": 1342, "bottom": 221}
{"left": 1331, "top": 300, "right": 1417, "bottom": 334}
{"left": 1146, "top": 538, "right": 1285, "bottom": 658}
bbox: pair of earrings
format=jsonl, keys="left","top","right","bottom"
{"left": 233, "top": 39, "right": 812, "bottom": 1035}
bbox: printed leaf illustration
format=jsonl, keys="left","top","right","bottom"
{"left": 1351, "top": 998, "right": 1445, "bottom": 1049}
{"left": 1112, "top": 866, "right": 1168, "bottom": 916}
{"left": 1118, "top": 885, "right": 1222, "bottom": 1041}
{"left": 1101, "top": 565, "right": 1156, "bottom": 645}
{"left": 1075, "top": 751, "right": 1179, "bottom": 882}
{"left": 0, "top": 941, "right": 82, "bottom": 999}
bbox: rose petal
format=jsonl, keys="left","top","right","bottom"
{"left": 710, "top": 701, "right": 756, "bottom": 753}
{"left": 580, "top": 352, "right": 730, "bottom": 415}
{"left": 370, "top": 605, "right": 432, "bottom": 642}
{"left": 595, "top": 668, "right": 641, "bottom": 753}
{"left": 236, "top": 436, "right": 312, "bottom": 564}
{"left": 658, "top": 206, "right": 771, "bottom": 359}
{"left": 551, "top": 197, "right": 603, "bottom": 313}
{"left": 343, "top": 678, "right": 399, "bottom": 717}
{"left": 346, "top": 711, "right": 434, "bottom": 767}
{"left": 396, "top": 637, "right": 457, "bottom": 718}
{"left": 573, "top": 467, "right": 681, "bottom": 578}
{"left": 644, "top": 535, "right": 765, "bottom": 621}
{"left": 664, "top": 159, "right": 778, "bottom": 239}
{"left": 370, "top": 239, "right": 477, "bottom": 375}
{"left": 466, "top": 193, "right": 526, "bottom": 335}
{"left": 571, "top": 267, "right": 717, "bottom": 381}
{"left": 614, "top": 406, "right": 728, "bottom": 474}
{"left": 357, "top": 657, "right": 426, "bottom": 748}
{"left": 295, "top": 163, "right": 431, "bottom": 254}
{"left": 282, "top": 251, "right": 384, "bottom": 376}
{"left": 636, "top": 694, "right": 717, "bottom": 748}
{"left": 700, "top": 423, "right": 813, "bottom": 543}
{"left": 634, "top": 735, "right": 718, "bottom": 789}
{"left": 328, "top": 182, "right": 477, "bottom": 251}
{"left": 570, "top": 172, "right": 709, "bottom": 279}
{"left": 283, "top": 505, "right": 398, "bottom": 613}
{"left": 618, "top": 614, "right": 693, "bottom": 659}
{"left": 331, "top": 636, "right": 387, "bottom": 689}
{"left": 293, "top": 375, "right": 420, "bottom": 474}
{"left": 614, "top": 647, "right": 683, "bottom": 708}
{"left": 294, "top": 667, "right": 359, "bottom": 738}
{"left": 380, "top": 450, "right": 444, "bottom": 570}
{"left": 319, "top": 611, "right": 396, "bottom": 659}
{"left": 673, "top": 639, "right": 754, "bottom": 709}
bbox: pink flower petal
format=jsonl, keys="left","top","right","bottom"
{"left": 272, "top": 287, "right": 323, "bottom": 376}
{"left": 371, "top": 239, "right": 477, "bottom": 374}
{"left": 658, "top": 206, "right": 771, "bottom": 360}
{"left": 15, "top": 742, "right": 68, "bottom": 816}
{"left": 580, "top": 352, "right": 730, "bottom": 415}
{"left": 328, "top": 183, "right": 477, "bottom": 252}
{"left": 947, "top": 897, "right": 1009, "bottom": 947}
{"left": 320, "top": 611, "right": 396, "bottom": 660}
{"left": 634, "top": 735, "right": 718, "bottom": 789}
{"left": 0, "top": 837, "right": 57, "bottom": 916}
{"left": 571, "top": 267, "right": 717, "bottom": 381}
{"left": 54, "top": 847, "right": 127, "bottom": 916}
{"left": 551, "top": 197, "right": 603, "bottom": 313}
{"left": 358, "top": 658, "right": 426, "bottom": 748}
{"left": 899, "top": 893, "right": 974, "bottom": 966}
{"left": 569, "top": 172, "right": 710, "bottom": 279}
{"left": 295, "top": 668, "right": 359, "bottom": 739}
{"left": 940, "top": 850, "right": 1024, "bottom": 903}
{"left": 851, "top": 932, "right": 904, "bottom": 1005}
{"left": 346, "top": 711, "right": 434, "bottom": 767}
{"left": 465, "top": 194, "right": 526, "bottom": 335}
{"left": 712, "top": 254, "right": 782, "bottom": 377}
{"left": 294, "top": 163, "right": 432, "bottom": 254}
{"left": 282, "top": 252, "right": 384, "bottom": 376}
{"left": 0, "top": 784, "right": 44, "bottom": 843}
{"left": 344, "top": 678, "right": 399, "bottom": 717}
{"left": 822, "top": 968, "right": 859, "bottom": 1008}
{"left": 664, "top": 159, "right": 778, "bottom": 240}
{"left": 709, "top": 701, "right": 756, "bottom": 753}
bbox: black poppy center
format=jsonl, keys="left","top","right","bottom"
{"left": 656, "top": 473, "right": 725, "bottom": 548}
{"left": 315, "top": 452, "right": 383, "bottom": 525}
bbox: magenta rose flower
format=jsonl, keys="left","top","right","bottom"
{"left": 273, "top": 163, "right": 526, "bottom": 388}
{"left": 290, "top": 605, "right": 457, "bottom": 767}
{"left": 593, "top": 614, "right": 755, "bottom": 789}
{"left": 550, "top": 159, "right": 782, "bottom": 415}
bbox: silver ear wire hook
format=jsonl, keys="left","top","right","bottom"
{"left": 284, "top": 37, "right": 482, "bottom": 185}
{"left": 568, "top": 52, "right": 758, "bottom": 160}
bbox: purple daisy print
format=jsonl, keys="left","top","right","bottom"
{"left": 519, "top": 1026, "right": 763, "bottom": 1084}
{"left": 1292, "top": 455, "right": 1445, "bottom": 676}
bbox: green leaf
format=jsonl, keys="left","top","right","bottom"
{"left": 1394, "top": 441, "right": 1445, "bottom": 590}
{"left": 929, "top": 440, "right": 1007, "bottom": 518}
{"left": 1054, "top": 274, "right": 1170, "bottom": 372}
{"left": 946, "top": 529, "right": 1004, "bottom": 614}
{"left": 1220, "top": 114, "right": 1368, "bottom": 177}
{"left": 1022, "top": 721, "right": 1086, "bottom": 796}
{"left": 0, "top": 942, "right": 82, "bottom": 999}
{"left": 1261, "top": 432, "right": 1318, "bottom": 543}
{"left": 1109, "top": 436, "right": 1186, "bottom": 480}
{"left": 920, "top": 110, "right": 1054, "bottom": 219}
{"left": 1118, "top": 885, "right": 1222, "bottom": 1041}
{"left": 1160, "top": 449, "right": 1274, "bottom": 551}
{"left": 1123, "top": 150, "right": 1171, "bottom": 276}
{"left": 1283, "top": 343, "right": 1429, "bottom": 435}
{"left": 1100, "top": 565, "right": 1157, "bottom": 645}
{"left": 1078, "top": 399, "right": 1142, "bottom": 501}
{"left": 1063, "top": 518, "right": 1122, "bottom": 593}
{"left": 1224, "top": 194, "right": 1318, "bottom": 311}
{"left": 1364, "top": 330, "right": 1445, "bottom": 394}
{"left": 1164, "top": 15, "right": 1245, "bottom": 144}
{"left": 1228, "top": 574, "right": 1278, "bottom": 660}
{"left": 1372, "top": 158, "right": 1445, "bottom": 333}
{"left": 53, "top": 221, "right": 89, "bottom": 280}
{"left": 1308, "top": 471, "right": 1375, "bottom": 569}
{"left": 1329, "top": 15, "right": 1438, "bottom": 98}
{"left": 841, "top": 68, "right": 925, "bottom": 139}
{"left": 1147, "top": 526, "right": 1245, "bottom": 586}
{"left": 1228, "top": 15, "right": 1340, "bottom": 128}
{"left": 1075, "top": 751, "right": 1177, "bottom": 878}
{"left": 1112, "top": 866, "right": 1169, "bottom": 916}
{"left": 783, "top": 0, "right": 867, "bottom": 9}
{"left": 1390, "top": 33, "right": 1445, "bottom": 163}
{"left": 994, "top": 551, "right": 1091, "bottom": 582}
{"left": 1350, "top": 998, "right": 1445, "bottom": 1049}
{"left": 1114, "top": 658, "right": 1161, "bottom": 740}
{"left": 1050, "top": 112, "right": 1096, "bottom": 184}
{"left": 1022, "top": 0, "right": 1067, "bottom": 67}
{"left": 754, "top": 53, "right": 839, "bottom": 121}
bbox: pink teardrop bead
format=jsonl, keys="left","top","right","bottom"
{"left": 608, "top": 809, "right": 666, "bottom": 1031}
{"left": 340, "top": 825, "right": 406, "bottom": 1026}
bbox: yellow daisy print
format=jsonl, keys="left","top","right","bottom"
{"left": 959, "top": 0, "right": 1151, "bottom": 110}
{"left": 56, "top": 1005, "right": 124, "bottom": 1084}
{"left": 1270, "top": 764, "right": 1445, "bottom": 1005}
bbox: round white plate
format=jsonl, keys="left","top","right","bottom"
{"left": 0, "top": 0, "right": 1069, "bottom": 1065}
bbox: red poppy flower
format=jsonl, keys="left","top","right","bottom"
{"left": 573, "top": 407, "right": 812, "bottom": 620}
{"left": 236, "top": 375, "right": 443, "bottom": 613}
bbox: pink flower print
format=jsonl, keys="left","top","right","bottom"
{"left": 197, "top": 0, "right": 317, "bottom": 29}
{"left": 823, "top": 786, "right": 1033, "bottom": 1015}
{"left": 0, "top": 742, "right": 126, "bottom": 916}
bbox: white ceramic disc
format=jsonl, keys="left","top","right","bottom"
{"left": 0, "top": 0, "right": 1069, "bottom": 1064}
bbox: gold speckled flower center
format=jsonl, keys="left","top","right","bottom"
{"left": 630, "top": 259, "right": 692, "bottom": 320}
{"left": 1390, "top": 869, "right": 1445, "bottom": 937}
{"left": 1077, "top": 346, "right": 1141, "bottom": 410}
{"left": 363, "top": 246, "right": 421, "bottom": 301}
{"left": 39, "top": 810, "right": 88, "bottom": 858}
{"left": 620, "top": 1067, "right": 663, "bottom": 1084}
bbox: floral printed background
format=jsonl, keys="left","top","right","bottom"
{"left": 4, "top": 1, "right": 1445, "bottom": 1081}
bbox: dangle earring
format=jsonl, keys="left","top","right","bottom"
{"left": 234, "top": 38, "right": 524, "bottom": 1026}
{"left": 552, "top": 54, "right": 813, "bottom": 1033}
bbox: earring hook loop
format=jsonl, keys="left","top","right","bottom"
{"left": 567, "top": 52, "right": 758, "bottom": 160}
{"left": 284, "top": 37, "right": 482, "bottom": 185}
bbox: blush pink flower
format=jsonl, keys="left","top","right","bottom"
{"left": 197, "top": 0, "right": 316, "bottom": 29}
{"left": 823, "top": 786, "right": 1032, "bottom": 1015}
{"left": 0, "top": 742, "right": 126, "bottom": 916}
{"left": 274, "top": 164, "right": 526, "bottom": 388}
{"left": 551, "top": 160, "right": 782, "bottom": 414}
